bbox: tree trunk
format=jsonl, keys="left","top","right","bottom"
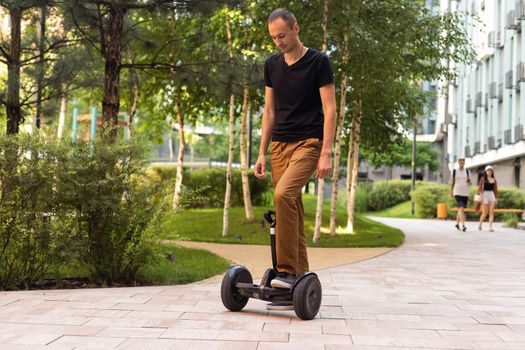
{"left": 346, "top": 97, "right": 362, "bottom": 233}
{"left": 102, "top": 6, "right": 125, "bottom": 141}
{"left": 168, "top": 127, "right": 174, "bottom": 160}
{"left": 313, "top": 0, "right": 330, "bottom": 244}
{"left": 6, "top": 7, "right": 22, "bottom": 135}
{"left": 222, "top": 9, "right": 235, "bottom": 237}
{"left": 34, "top": 4, "right": 47, "bottom": 130}
{"left": 329, "top": 33, "right": 349, "bottom": 236}
{"left": 222, "top": 93, "right": 235, "bottom": 237}
{"left": 239, "top": 86, "right": 254, "bottom": 221}
{"left": 57, "top": 83, "right": 68, "bottom": 140}
{"left": 172, "top": 97, "right": 185, "bottom": 210}
{"left": 127, "top": 68, "right": 140, "bottom": 137}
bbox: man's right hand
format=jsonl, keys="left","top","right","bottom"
{"left": 254, "top": 154, "right": 267, "bottom": 179}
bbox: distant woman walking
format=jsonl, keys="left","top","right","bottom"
{"left": 477, "top": 165, "right": 499, "bottom": 232}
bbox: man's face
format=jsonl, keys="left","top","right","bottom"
{"left": 458, "top": 159, "right": 465, "bottom": 168}
{"left": 268, "top": 18, "right": 299, "bottom": 53}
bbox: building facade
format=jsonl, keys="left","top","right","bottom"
{"left": 446, "top": 0, "right": 525, "bottom": 187}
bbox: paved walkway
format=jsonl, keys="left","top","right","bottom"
{"left": 1, "top": 219, "right": 525, "bottom": 349}
{"left": 175, "top": 240, "right": 391, "bottom": 282}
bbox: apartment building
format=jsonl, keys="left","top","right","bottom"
{"left": 445, "top": 0, "right": 525, "bottom": 187}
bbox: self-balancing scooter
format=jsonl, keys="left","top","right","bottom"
{"left": 220, "top": 210, "right": 322, "bottom": 320}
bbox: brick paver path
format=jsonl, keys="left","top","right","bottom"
{"left": 1, "top": 218, "right": 525, "bottom": 349}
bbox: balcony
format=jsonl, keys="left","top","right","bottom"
{"left": 464, "top": 145, "right": 471, "bottom": 157}
{"left": 475, "top": 92, "right": 483, "bottom": 107}
{"left": 474, "top": 141, "right": 481, "bottom": 154}
{"left": 498, "top": 82, "right": 504, "bottom": 102}
{"left": 506, "top": 10, "right": 520, "bottom": 31}
{"left": 504, "top": 129, "right": 512, "bottom": 144}
{"left": 466, "top": 98, "right": 475, "bottom": 113}
{"left": 488, "top": 136, "right": 496, "bottom": 149}
{"left": 506, "top": 71, "right": 514, "bottom": 89}
{"left": 515, "top": 124, "right": 524, "bottom": 142}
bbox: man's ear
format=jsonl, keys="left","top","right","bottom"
{"left": 293, "top": 22, "right": 299, "bottom": 33}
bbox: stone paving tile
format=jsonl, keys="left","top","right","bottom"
{"left": 257, "top": 342, "right": 324, "bottom": 350}
{"left": 49, "top": 335, "right": 126, "bottom": 348}
{"left": 96, "top": 326, "right": 167, "bottom": 338}
{"left": 160, "top": 328, "right": 288, "bottom": 342}
{"left": 117, "top": 338, "right": 258, "bottom": 350}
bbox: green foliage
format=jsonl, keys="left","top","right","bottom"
{"left": 363, "top": 141, "right": 440, "bottom": 171}
{"left": 54, "top": 138, "right": 166, "bottom": 286}
{"left": 367, "top": 180, "right": 414, "bottom": 212}
{"left": 0, "top": 134, "right": 166, "bottom": 289}
{"left": 0, "top": 135, "right": 69, "bottom": 289}
{"left": 137, "top": 243, "right": 230, "bottom": 285}
{"left": 502, "top": 213, "right": 519, "bottom": 228}
{"left": 159, "top": 194, "right": 405, "bottom": 248}
{"left": 411, "top": 182, "right": 449, "bottom": 218}
{"left": 150, "top": 166, "right": 272, "bottom": 208}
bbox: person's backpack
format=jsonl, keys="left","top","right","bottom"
{"left": 452, "top": 168, "right": 471, "bottom": 188}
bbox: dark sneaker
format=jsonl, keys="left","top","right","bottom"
{"left": 462, "top": 225, "right": 467, "bottom": 232}
{"left": 455, "top": 224, "right": 460, "bottom": 231}
{"left": 266, "top": 302, "right": 293, "bottom": 310}
{"left": 270, "top": 272, "right": 296, "bottom": 289}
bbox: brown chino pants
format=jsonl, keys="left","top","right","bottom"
{"left": 269, "top": 138, "right": 322, "bottom": 275}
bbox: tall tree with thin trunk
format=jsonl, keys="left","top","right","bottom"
{"left": 329, "top": 32, "right": 349, "bottom": 236}
{"left": 346, "top": 97, "right": 361, "bottom": 233}
{"left": 222, "top": 8, "right": 235, "bottom": 236}
{"left": 313, "top": 0, "right": 330, "bottom": 244}
{"left": 33, "top": 4, "right": 47, "bottom": 130}
{"left": 172, "top": 95, "right": 185, "bottom": 210}
{"left": 56, "top": 83, "right": 67, "bottom": 139}
{"left": 4, "top": 5, "right": 22, "bottom": 134}
{"left": 239, "top": 86, "right": 254, "bottom": 221}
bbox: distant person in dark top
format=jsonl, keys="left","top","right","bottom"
{"left": 477, "top": 165, "right": 499, "bottom": 232}
{"left": 254, "top": 8, "right": 336, "bottom": 294}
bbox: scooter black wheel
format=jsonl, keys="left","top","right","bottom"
{"left": 221, "top": 265, "right": 253, "bottom": 312}
{"left": 293, "top": 274, "right": 322, "bottom": 320}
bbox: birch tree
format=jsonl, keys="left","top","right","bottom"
{"left": 312, "top": 0, "right": 330, "bottom": 244}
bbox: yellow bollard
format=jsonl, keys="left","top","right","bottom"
{"left": 436, "top": 203, "right": 448, "bottom": 219}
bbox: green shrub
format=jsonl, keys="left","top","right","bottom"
{"left": 354, "top": 182, "right": 373, "bottom": 213}
{"left": 367, "top": 180, "right": 413, "bottom": 212}
{"left": 0, "top": 134, "right": 165, "bottom": 290}
{"left": 150, "top": 166, "right": 272, "bottom": 208}
{"left": 0, "top": 135, "right": 70, "bottom": 289}
{"left": 54, "top": 138, "right": 164, "bottom": 286}
{"left": 411, "top": 182, "right": 449, "bottom": 218}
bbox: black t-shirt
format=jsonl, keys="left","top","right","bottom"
{"left": 264, "top": 48, "right": 335, "bottom": 142}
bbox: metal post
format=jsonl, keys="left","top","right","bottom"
{"left": 411, "top": 125, "right": 417, "bottom": 216}
{"left": 71, "top": 107, "right": 79, "bottom": 140}
{"left": 90, "top": 107, "right": 97, "bottom": 140}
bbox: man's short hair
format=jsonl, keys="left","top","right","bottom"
{"left": 268, "top": 8, "right": 297, "bottom": 28}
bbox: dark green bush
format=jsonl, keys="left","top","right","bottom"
{"left": 0, "top": 134, "right": 164, "bottom": 289}
{"left": 411, "top": 182, "right": 449, "bottom": 218}
{"left": 150, "top": 166, "right": 272, "bottom": 208}
{"left": 354, "top": 182, "right": 373, "bottom": 213}
{"left": 0, "top": 135, "right": 70, "bottom": 289}
{"left": 54, "top": 138, "right": 165, "bottom": 286}
{"left": 367, "top": 180, "right": 413, "bottom": 211}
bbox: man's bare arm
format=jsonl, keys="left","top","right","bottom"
{"left": 254, "top": 86, "right": 276, "bottom": 179}
{"left": 317, "top": 83, "right": 337, "bottom": 178}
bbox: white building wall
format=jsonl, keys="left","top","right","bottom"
{"left": 445, "top": 0, "right": 525, "bottom": 187}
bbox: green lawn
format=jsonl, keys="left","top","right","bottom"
{"left": 138, "top": 243, "right": 230, "bottom": 285}
{"left": 370, "top": 201, "right": 418, "bottom": 219}
{"left": 45, "top": 242, "right": 229, "bottom": 287}
{"left": 159, "top": 194, "right": 404, "bottom": 248}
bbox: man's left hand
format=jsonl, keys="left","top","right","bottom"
{"left": 316, "top": 153, "right": 332, "bottom": 179}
